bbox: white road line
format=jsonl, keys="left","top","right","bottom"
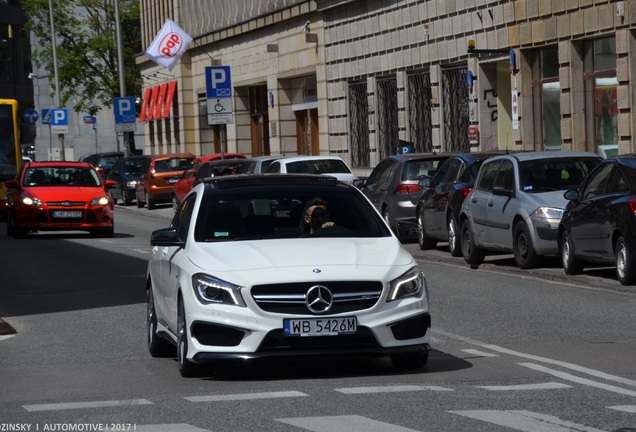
{"left": 478, "top": 382, "right": 571, "bottom": 391}
{"left": 133, "top": 248, "right": 151, "bottom": 254}
{"left": 449, "top": 410, "right": 606, "bottom": 432}
{"left": 277, "top": 415, "right": 420, "bottom": 432}
{"left": 23, "top": 398, "right": 153, "bottom": 412}
{"left": 185, "top": 390, "right": 307, "bottom": 402}
{"left": 433, "top": 329, "right": 636, "bottom": 388}
{"left": 0, "top": 335, "right": 16, "bottom": 341}
{"left": 335, "top": 385, "right": 453, "bottom": 394}
{"left": 519, "top": 363, "right": 636, "bottom": 397}
{"left": 608, "top": 405, "right": 636, "bottom": 413}
{"left": 135, "top": 425, "right": 210, "bottom": 432}
{"left": 461, "top": 349, "right": 499, "bottom": 357}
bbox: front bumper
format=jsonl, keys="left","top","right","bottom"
{"left": 185, "top": 296, "right": 431, "bottom": 364}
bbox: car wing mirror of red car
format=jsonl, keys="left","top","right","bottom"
{"left": 5, "top": 180, "right": 18, "bottom": 189}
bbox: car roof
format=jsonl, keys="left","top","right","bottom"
{"left": 278, "top": 155, "right": 348, "bottom": 163}
{"left": 384, "top": 152, "right": 456, "bottom": 161}
{"left": 244, "top": 155, "right": 287, "bottom": 162}
{"left": 203, "top": 158, "right": 247, "bottom": 166}
{"left": 203, "top": 173, "right": 341, "bottom": 189}
{"left": 501, "top": 151, "right": 601, "bottom": 162}
{"left": 25, "top": 161, "right": 94, "bottom": 169}
{"left": 147, "top": 153, "right": 195, "bottom": 160}
{"left": 198, "top": 152, "right": 246, "bottom": 163}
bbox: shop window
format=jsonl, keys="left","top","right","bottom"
{"left": 531, "top": 46, "right": 562, "bottom": 151}
{"left": 584, "top": 37, "right": 618, "bottom": 157}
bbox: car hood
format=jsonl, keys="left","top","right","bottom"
{"left": 520, "top": 190, "right": 568, "bottom": 209}
{"left": 187, "top": 237, "right": 413, "bottom": 278}
{"left": 24, "top": 186, "right": 107, "bottom": 201}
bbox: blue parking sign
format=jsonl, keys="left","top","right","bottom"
{"left": 114, "top": 97, "right": 136, "bottom": 123}
{"left": 205, "top": 66, "right": 232, "bottom": 99}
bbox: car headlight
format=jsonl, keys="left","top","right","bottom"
{"left": 126, "top": 181, "right": 138, "bottom": 188}
{"left": 531, "top": 207, "right": 563, "bottom": 220}
{"left": 192, "top": 273, "right": 246, "bottom": 307}
{"left": 91, "top": 195, "right": 111, "bottom": 206}
{"left": 21, "top": 196, "right": 42, "bottom": 206}
{"left": 388, "top": 266, "right": 428, "bottom": 304}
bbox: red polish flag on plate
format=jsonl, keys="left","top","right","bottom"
{"left": 144, "top": 19, "right": 193, "bottom": 72}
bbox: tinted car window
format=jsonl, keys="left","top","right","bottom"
{"left": 493, "top": 160, "right": 515, "bottom": 190}
{"left": 402, "top": 160, "right": 444, "bottom": 181}
{"left": 582, "top": 163, "right": 613, "bottom": 199}
{"left": 519, "top": 157, "right": 598, "bottom": 192}
{"left": 476, "top": 160, "right": 501, "bottom": 192}
{"left": 173, "top": 194, "right": 196, "bottom": 242}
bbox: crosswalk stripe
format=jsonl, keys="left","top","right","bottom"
{"left": 478, "top": 382, "right": 571, "bottom": 391}
{"left": 449, "top": 410, "right": 606, "bottom": 432}
{"left": 277, "top": 415, "right": 420, "bottom": 432}
{"left": 336, "top": 385, "right": 453, "bottom": 394}
{"left": 185, "top": 390, "right": 307, "bottom": 402}
{"left": 23, "top": 399, "right": 153, "bottom": 412}
{"left": 461, "top": 349, "right": 499, "bottom": 357}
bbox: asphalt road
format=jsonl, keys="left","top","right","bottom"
{"left": 1, "top": 203, "right": 635, "bottom": 432}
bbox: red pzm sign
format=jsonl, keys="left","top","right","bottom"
{"left": 138, "top": 80, "right": 177, "bottom": 122}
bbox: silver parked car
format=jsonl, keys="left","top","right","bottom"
{"left": 459, "top": 151, "right": 602, "bottom": 269}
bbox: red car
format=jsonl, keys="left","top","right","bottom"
{"left": 5, "top": 161, "right": 117, "bottom": 238}
{"left": 171, "top": 153, "right": 245, "bottom": 210}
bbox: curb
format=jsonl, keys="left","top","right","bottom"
{"left": 0, "top": 318, "right": 16, "bottom": 335}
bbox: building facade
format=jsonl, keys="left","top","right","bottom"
{"left": 137, "top": 0, "right": 636, "bottom": 175}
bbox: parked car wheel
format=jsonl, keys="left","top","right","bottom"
{"left": 447, "top": 214, "right": 462, "bottom": 257}
{"left": 561, "top": 230, "right": 584, "bottom": 275}
{"left": 513, "top": 222, "right": 540, "bottom": 269}
{"left": 615, "top": 237, "right": 636, "bottom": 285}
{"left": 461, "top": 220, "right": 485, "bottom": 269}
{"left": 177, "top": 299, "right": 203, "bottom": 377}
{"left": 136, "top": 192, "right": 144, "bottom": 208}
{"left": 147, "top": 285, "right": 175, "bottom": 358}
{"left": 417, "top": 209, "right": 436, "bottom": 250}
{"left": 147, "top": 194, "right": 156, "bottom": 210}
{"left": 390, "top": 351, "right": 428, "bottom": 369}
{"left": 122, "top": 188, "right": 132, "bottom": 206}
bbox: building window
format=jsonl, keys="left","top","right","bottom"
{"left": 531, "top": 46, "right": 561, "bottom": 151}
{"left": 348, "top": 82, "right": 370, "bottom": 168}
{"left": 584, "top": 37, "right": 618, "bottom": 157}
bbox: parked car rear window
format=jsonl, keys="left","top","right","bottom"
{"left": 286, "top": 159, "right": 352, "bottom": 174}
{"left": 402, "top": 160, "right": 446, "bottom": 181}
{"left": 154, "top": 157, "right": 194, "bottom": 173}
{"left": 519, "top": 157, "right": 599, "bottom": 192}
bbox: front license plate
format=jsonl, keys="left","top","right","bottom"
{"left": 52, "top": 210, "right": 83, "bottom": 218}
{"left": 284, "top": 317, "right": 357, "bottom": 337}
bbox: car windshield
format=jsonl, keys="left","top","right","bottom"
{"left": 123, "top": 161, "right": 144, "bottom": 176}
{"left": 286, "top": 159, "right": 351, "bottom": 174}
{"left": 209, "top": 161, "right": 246, "bottom": 177}
{"left": 96, "top": 156, "right": 119, "bottom": 168}
{"left": 154, "top": 157, "right": 194, "bottom": 173}
{"left": 402, "top": 159, "right": 447, "bottom": 181}
{"left": 519, "top": 157, "right": 600, "bottom": 192}
{"left": 24, "top": 167, "right": 101, "bottom": 187}
{"left": 194, "top": 184, "right": 390, "bottom": 242}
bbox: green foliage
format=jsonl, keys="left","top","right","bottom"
{"left": 22, "top": 0, "right": 141, "bottom": 116}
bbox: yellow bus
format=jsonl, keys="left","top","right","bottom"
{"left": 0, "top": 99, "right": 22, "bottom": 221}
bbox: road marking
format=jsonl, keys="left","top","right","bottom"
{"left": 477, "top": 382, "right": 571, "bottom": 391}
{"left": 461, "top": 349, "right": 499, "bottom": 357}
{"left": 277, "top": 415, "right": 420, "bottom": 432}
{"left": 335, "top": 385, "right": 453, "bottom": 394}
{"left": 0, "top": 335, "right": 16, "bottom": 341}
{"left": 133, "top": 248, "right": 152, "bottom": 254}
{"left": 519, "top": 363, "right": 636, "bottom": 397}
{"left": 449, "top": 410, "right": 606, "bottom": 432}
{"left": 135, "top": 425, "right": 209, "bottom": 432}
{"left": 608, "top": 405, "right": 636, "bottom": 413}
{"left": 185, "top": 390, "right": 307, "bottom": 402}
{"left": 23, "top": 398, "right": 153, "bottom": 412}
{"left": 434, "top": 329, "right": 636, "bottom": 388}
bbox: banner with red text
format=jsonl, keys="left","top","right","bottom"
{"left": 144, "top": 19, "right": 192, "bottom": 72}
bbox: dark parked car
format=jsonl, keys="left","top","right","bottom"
{"left": 415, "top": 152, "right": 507, "bottom": 256}
{"left": 361, "top": 152, "right": 454, "bottom": 238}
{"left": 82, "top": 152, "right": 124, "bottom": 180}
{"left": 107, "top": 155, "right": 147, "bottom": 206}
{"left": 558, "top": 155, "right": 636, "bottom": 285}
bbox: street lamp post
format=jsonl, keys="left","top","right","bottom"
{"left": 48, "top": 0, "right": 65, "bottom": 161}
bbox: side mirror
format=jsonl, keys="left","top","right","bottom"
{"left": 5, "top": 179, "right": 18, "bottom": 189}
{"left": 352, "top": 178, "right": 365, "bottom": 189}
{"left": 492, "top": 186, "right": 514, "bottom": 197}
{"left": 105, "top": 179, "right": 117, "bottom": 189}
{"left": 418, "top": 177, "right": 432, "bottom": 188}
{"left": 151, "top": 227, "right": 185, "bottom": 248}
{"left": 563, "top": 189, "right": 580, "bottom": 201}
